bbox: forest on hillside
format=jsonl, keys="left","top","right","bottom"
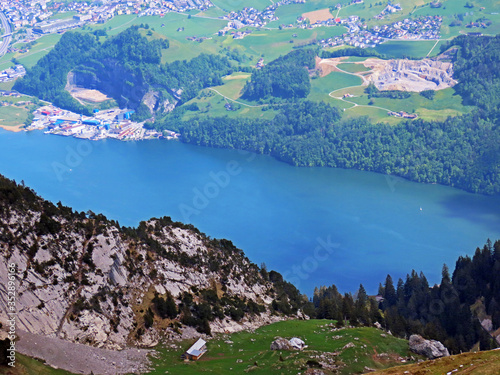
{"left": 310, "top": 239, "right": 500, "bottom": 355}
{"left": 242, "top": 49, "right": 316, "bottom": 100}
{"left": 156, "top": 35, "right": 500, "bottom": 195}
{"left": 158, "top": 99, "right": 500, "bottom": 195}
{"left": 13, "top": 29, "right": 500, "bottom": 195}
{"left": 14, "top": 26, "right": 233, "bottom": 119}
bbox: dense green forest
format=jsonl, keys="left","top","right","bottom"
{"left": 442, "top": 34, "right": 500, "bottom": 111}
{"left": 158, "top": 100, "right": 500, "bottom": 194}
{"left": 154, "top": 35, "right": 500, "bottom": 195}
{"left": 14, "top": 26, "right": 233, "bottom": 117}
{"left": 242, "top": 49, "right": 316, "bottom": 100}
{"left": 310, "top": 239, "right": 500, "bottom": 354}
{"left": 13, "top": 32, "right": 98, "bottom": 115}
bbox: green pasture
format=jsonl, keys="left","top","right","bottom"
{"left": 49, "top": 11, "right": 77, "bottom": 20}
{"left": 337, "top": 62, "right": 371, "bottom": 73}
{"left": 211, "top": 0, "right": 273, "bottom": 12}
{"left": 0, "top": 80, "right": 16, "bottom": 91}
{"left": 346, "top": 87, "right": 472, "bottom": 121}
{"left": 222, "top": 26, "right": 345, "bottom": 63}
{"left": 149, "top": 320, "right": 416, "bottom": 375}
{"left": 15, "top": 34, "right": 62, "bottom": 69}
{"left": 0, "top": 104, "right": 29, "bottom": 127}
{"left": 375, "top": 40, "right": 440, "bottom": 59}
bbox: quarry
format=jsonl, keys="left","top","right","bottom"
{"left": 317, "top": 56, "right": 457, "bottom": 93}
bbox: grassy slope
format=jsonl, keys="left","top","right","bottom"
{"left": 372, "top": 349, "right": 500, "bottom": 375}
{"left": 0, "top": 105, "right": 29, "bottom": 127}
{"left": 0, "top": 321, "right": 418, "bottom": 375}
{"left": 150, "top": 320, "right": 417, "bottom": 375}
{"left": 179, "top": 72, "right": 277, "bottom": 121}
{"left": 0, "top": 354, "right": 74, "bottom": 375}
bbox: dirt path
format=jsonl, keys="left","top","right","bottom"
{"left": 322, "top": 61, "right": 393, "bottom": 113}
{"left": 426, "top": 39, "right": 440, "bottom": 57}
{"left": 110, "top": 16, "right": 138, "bottom": 32}
{"left": 16, "top": 330, "right": 152, "bottom": 375}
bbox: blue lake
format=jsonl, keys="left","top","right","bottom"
{"left": 1, "top": 129, "right": 500, "bottom": 295}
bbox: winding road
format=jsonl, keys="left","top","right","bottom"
{"left": 0, "top": 11, "right": 12, "bottom": 57}
{"left": 325, "top": 61, "right": 393, "bottom": 113}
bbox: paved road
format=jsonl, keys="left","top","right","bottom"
{"left": 0, "top": 11, "right": 12, "bottom": 57}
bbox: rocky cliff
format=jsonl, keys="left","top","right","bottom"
{"left": 0, "top": 176, "right": 300, "bottom": 351}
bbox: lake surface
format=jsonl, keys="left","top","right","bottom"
{"left": 1, "top": 129, "right": 500, "bottom": 295}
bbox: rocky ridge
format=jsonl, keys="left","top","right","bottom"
{"left": 0, "top": 176, "right": 301, "bottom": 353}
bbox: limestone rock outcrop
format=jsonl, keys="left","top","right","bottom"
{"left": 409, "top": 334, "right": 450, "bottom": 359}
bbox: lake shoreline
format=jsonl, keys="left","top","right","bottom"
{"left": 0, "top": 124, "right": 24, "bottom": 132}
{"left": 1, "top": 130, "right": 499, "bottom": 294}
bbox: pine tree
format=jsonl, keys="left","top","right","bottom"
{"left": 441, "top": 263, "right": 451, "bottom": 284}
{"left": 383, "top": 275, "right": 397, "bottom": 306}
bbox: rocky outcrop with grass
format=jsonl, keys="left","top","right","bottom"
{"left": 0, "top": 175, "right": 304, "bottom": 350}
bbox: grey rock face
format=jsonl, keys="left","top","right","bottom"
{"left": 270, "top": 337, "right": 293, "bottom": 351}
{"left": 409, "top": 334, "right": 450, "bottom": 359}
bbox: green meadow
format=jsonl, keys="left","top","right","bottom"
{"left": 375, "top": 40, "right": 440, "bottom": 59}
{"left": 211, "top": 0, "right": 273, "bottom": 12}
{"left": 308, "top": 71, "right": 363, "bottom": 106}
{"left": 337, "top": 62, "right": 371, "bottom": 73}
{"left": 0, "top": 104, "right": 29, "bottom": 127}
{"left": 149, "top": 320, "right": 416, "bottom": 375}
{"left": 0, "top": 321, "right": 418, "bottom": 375}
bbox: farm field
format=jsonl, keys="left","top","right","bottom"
{"left": 267, "top": 0, "right": 339, "bottom": 27}
{"left": 211, "top": 0, "right": 273, "bottom": 12}
{"left": 0, "top": 33, "right": 63, "bottom": 70}
{"left": 302, "top": 8, "right": 334, "bottom": 24}
{"left": 149, "top": 320, "right": 417, "bottom": 375}
{"left": 222, "top": 26, "right": 345, "bottom": 63}
{"left": 0, "top": 104, "right": 29, "bottom": 128}
{"left": 411, "top": 0, "right": 500, "bottom": 38}
{"left": 374, "top": 40, "right": 440, "bottom": 59}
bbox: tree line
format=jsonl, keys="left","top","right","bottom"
{"left": 14, "top": 26, "right": 233, "bottom": 118}
{"left": 242, "top": 49, "right": 316, "bottom": 100}
{"left": 310, "top": 239, "right": 500, "bottom": 354}
{"left": 157, "top": 99, "right": 500, "bottom": 195}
